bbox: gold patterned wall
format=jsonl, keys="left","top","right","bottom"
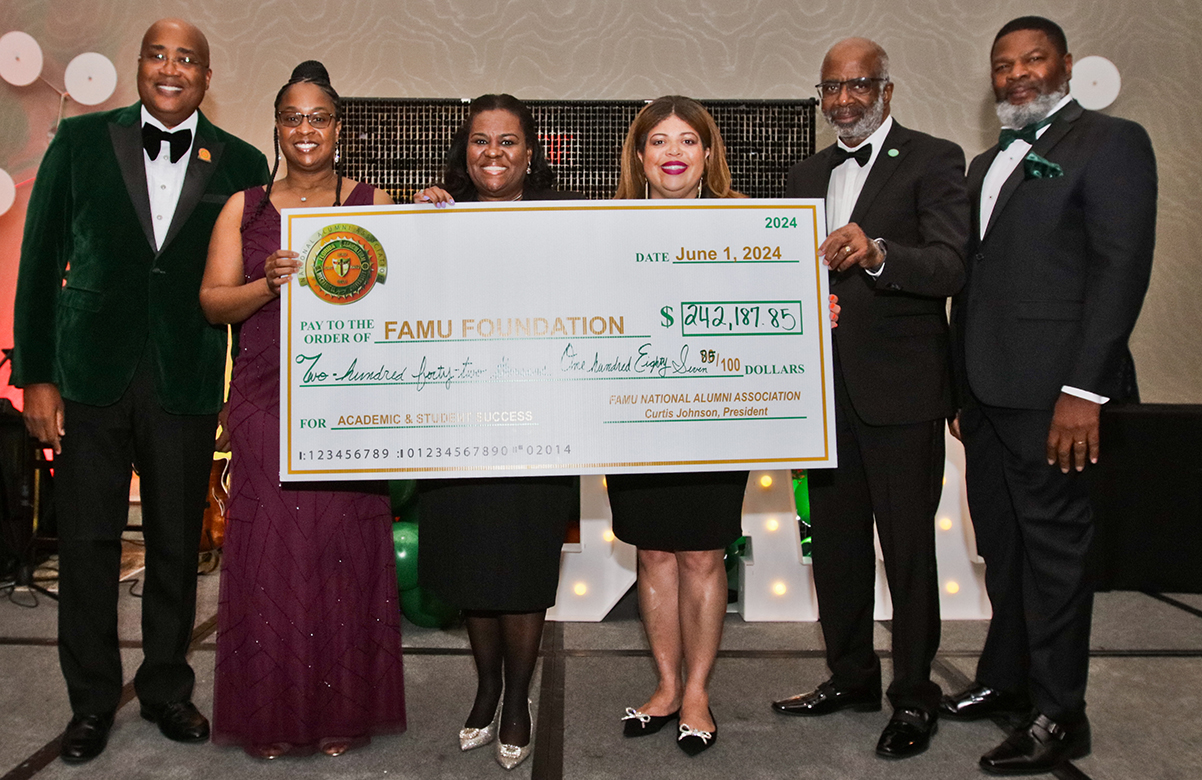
{"left": 2, "top": 0, "right": 1199, "bottom": 402}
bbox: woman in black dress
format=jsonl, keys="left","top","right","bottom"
{"left": 608, "top": 96, "right": 748, "bottom": 757}
{"left": 413, "top": 94, "right": 580, "bottom": 772}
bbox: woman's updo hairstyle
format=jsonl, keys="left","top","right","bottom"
{"left": 280, "top": 60, "right": 342, "bottom": 119}
{"left": 246, "top": 60, "right": 343, "bottom": 228}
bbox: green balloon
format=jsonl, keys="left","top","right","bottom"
{"left": 400, "top": 586, "right": 459, "bottom": 629}
{"left": 723, "top": 536, "right": 747, "bottom": 573}
{"left": 392, "top": 521, "right": 420, "bottom": 592}
{"left": 388, "top": 480, "right": 419, "bottom": 517}
{"left": 396, "top": 500, "right": 420, "bottom": 525}
{"left": 792, "top": 472, "right": 811, "bottom": 524}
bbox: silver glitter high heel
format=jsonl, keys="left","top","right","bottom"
{"left": 459, "top": 702, "right": 502, "bottom": 751}
{"left": 495, "top": 700, "right": 534, "bottom": 770}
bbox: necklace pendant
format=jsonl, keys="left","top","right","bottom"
{"left": 300, "top": 196, "right": 307, "bottom": 202}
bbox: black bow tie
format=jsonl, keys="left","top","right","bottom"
{"left": 831, "top": 144, "right": 872, "bottom": 168}
{"left": 142, "top": 123, "right": 192, "bottom": 163}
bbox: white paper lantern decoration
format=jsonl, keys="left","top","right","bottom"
{"left": 0, "top": 169, "right": 16, "bottom": 216}
{"left": 1071, "top": 56, "right": 1122, "bottom": 110}
{"left": 64, "top": 52, "right": 117, "bottom": 106}
{"left": 0, "top": 31, "right": 44, "bottom": 87}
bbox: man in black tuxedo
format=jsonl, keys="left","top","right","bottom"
{"left": 769, "top": 38, "right": 968, "bottom": 759}
{"left": 943, "top": 16, "right": 1156, "bottom": 775}
{"left": 11, "top": 19, "right": 268, "bottom": 762}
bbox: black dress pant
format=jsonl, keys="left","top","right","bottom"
{"left": 54, "top": 354, "right": 217, "bottom": 715}
{"left": 960, "top": 400, "right": 1094, "bottom": 722}
{"left": 808, "top": 365, "right": 945, "bottom": 713}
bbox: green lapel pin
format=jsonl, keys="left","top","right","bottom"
{"left": 887, "top": 148, "right": 899, "bottom": 157}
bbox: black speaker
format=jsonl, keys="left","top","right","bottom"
{"left": 0, "top": 398, "right": 54, "bottom": 583}
{"left": 1090, "top": 403, "right": 1202, "bottom": 593}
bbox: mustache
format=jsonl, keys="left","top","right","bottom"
{"left": 1003, "top": 78, "right": 1039, "bottom": 94}
{"left": 821, "top": 92, "right": 886, "bottom": 140}
{"left": 995, "top": 87, "right": 1066, "bottom": 128}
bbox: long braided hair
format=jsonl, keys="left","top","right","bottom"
{"left": 243, "top": 60, "right": 343, "bottom": 230}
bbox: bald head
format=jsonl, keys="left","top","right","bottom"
{"left": 137, "top": 18, "right": 212, "bottom": 128}
{"left": 141, "top": 18, "right": 209, "bottom": 66}
{"left": 822, "top": 38, "right": 890, "bottom": 82}
{"left": 818, "top": 37, "right": 893, "bottom": 146}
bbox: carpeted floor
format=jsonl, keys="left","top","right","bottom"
{"left": 2, "top": 545, "right": 1200, "bottom": 780}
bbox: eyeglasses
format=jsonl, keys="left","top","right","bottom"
{"left": 140, "top": 52, "right": 208, "bottom": 70}
{"left": 277, "top": 112, "right": 335, "bottom": 129}
{"left": 815, "top": 78, "right": 888, "bottom": 97}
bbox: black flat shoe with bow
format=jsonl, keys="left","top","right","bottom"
{"left": 677, "top": 709, "right": 717, "bottom": 757}
{"left": 621, "top": 706, "right": 680, "bottom": 737}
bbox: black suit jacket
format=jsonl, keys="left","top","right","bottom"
{"left": 787, "top": 120, "right": 968, "bottom": 426}
{"left": 954, "top": 100, "right": 1157, "bottom": 410}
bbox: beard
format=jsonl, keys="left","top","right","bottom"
{"left": 995, "top": 86, "right": 1067, "bottom": 129}
{"left": 822, "top": 91, "right": 886, "bottom": 143}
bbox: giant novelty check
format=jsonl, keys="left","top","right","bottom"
{"left": 278, "top": 199, "right": 835, "bottom": 480}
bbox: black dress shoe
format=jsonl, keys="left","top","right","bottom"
{"left": 772, "top": 679, "right": 881, "bottom": 716}
{"left": 940, "top": 683, "right": 1031, "bottom": 721}
{"left": 979, "top": 713, "right": 1091, "bottom": 775}
{"left": 60, "top": 712, "right": 115, "bottom": 763}
{"left": 876, "top": 708, "right": 937, "bottom": 759}
{"left": 140, "top": 700, "right": 210, "bottom": 743}
{"left": 621, "top": 706, "right": 680, "bottom": 737}
{"left": 677, "top": 709, "right": 717, "bottom": 757}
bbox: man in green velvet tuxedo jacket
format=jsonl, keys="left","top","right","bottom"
{"left": 9, "top": 19, "right": 268, "bottom": 763}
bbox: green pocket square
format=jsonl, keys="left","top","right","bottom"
{"left": 1023, "top": 152, "right": 1063, "bottom": 180}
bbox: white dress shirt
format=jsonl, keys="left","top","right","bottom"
{"left": 141, "top": 106, "right": 199, "bottom": 251}
{"left": 979, "top": 94, "right": 1072, "bottom": 239}
{"left": 827, "top": 115, "right": 893, "bottom": 231}
{"left": 978, "top": 95, "right": 1106, "bottom": 404}
{"left": 827, "top": 115, "right": 893, "bottom": 277}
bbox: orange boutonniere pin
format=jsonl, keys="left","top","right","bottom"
{"left": 197, "top": 148, "right": 212, "bottom": 163}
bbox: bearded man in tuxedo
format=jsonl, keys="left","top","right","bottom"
{"left": 943, "top": 16, "right": 1156, "bottom": 775}
{"left": 770, "top": 37, "right": 968, "bottom": 760}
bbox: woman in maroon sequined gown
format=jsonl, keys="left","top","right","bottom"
{"left": 199, "top": 62, "right": 404, "bottom": 758}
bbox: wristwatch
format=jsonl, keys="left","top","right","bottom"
{"left": 867, "top": 237, "right": 887, "bottom": 275}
